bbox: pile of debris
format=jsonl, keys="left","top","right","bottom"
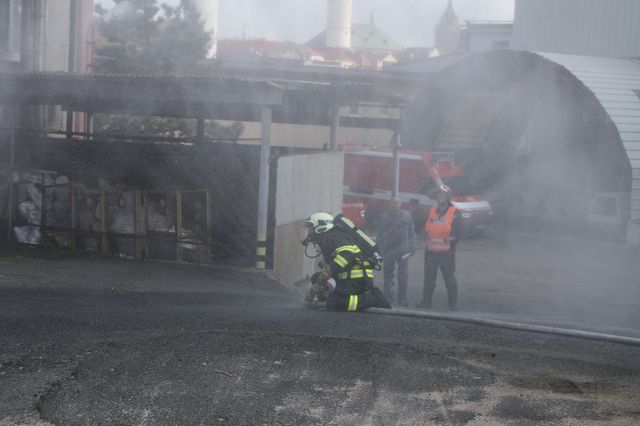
{"left": 0, "top": 169, "right": 70, "bottom": 245}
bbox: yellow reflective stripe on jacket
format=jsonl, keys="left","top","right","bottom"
{"left": 333, "top": 254, "right": 349, "bottom": 268}
{"left": 347, "top": 270, "right": 371, "bottom": 279}
{"left": 350, "top": 270, "right": 365, "bottom": 279}
{"left": 334, "top": 245, "right": 361, "bottom": 254}
{"left": 347, "top": 294, "right": 359, "bottom": 312}
{"left": 333, "top": 245, "right": 360, "bottom": 268}
{"left": 337, "top": 269, "right": 375, "bottom": 280}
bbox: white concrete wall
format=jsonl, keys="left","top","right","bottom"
{"left": 513, "top": 0, "right": 640, "bottom": 58}
{"left": 273, "top": 151, "right": 344, "bottom": 286}
{"left": 275, "top": 152, "right": 344, "bottom": 226}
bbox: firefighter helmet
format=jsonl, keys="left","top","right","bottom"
{"left": 304, "top": 212, "right": 335, "bottom": 236}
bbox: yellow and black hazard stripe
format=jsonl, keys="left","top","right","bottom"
{"left": 255, "top": 234, "right": 267, "bottom": 270}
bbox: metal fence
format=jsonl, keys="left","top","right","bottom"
{"left": 5, "top": 181, "right": 212, "bottom": 264}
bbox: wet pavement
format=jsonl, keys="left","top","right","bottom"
{"left": 1, "top": 236, "right": 640, "bottom": 425}
{"left": 392, "top": 229, "right": 640, "bottom": 336}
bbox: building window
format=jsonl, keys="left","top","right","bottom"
{"left": 491, "top": 40, "right": 510, "bottom": 50}
{"left": 0, "top": 0, "right": 21, "bottom": 60}
{"left": 634, "top": 90, "right": 640, "bottom": 102}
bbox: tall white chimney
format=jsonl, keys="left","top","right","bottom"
{"left": 326, "top": 0, "right": 352, "bottom": 49}
{"left": 193, "top": 0, "right": 219, "bottom": 58}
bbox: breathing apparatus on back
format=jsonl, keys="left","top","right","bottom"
{"left": 301, "top": 212, "right": 383, "bottom": 270}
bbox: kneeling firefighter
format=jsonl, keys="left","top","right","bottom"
{"left": 302, "top": 212, "right": 391, "bottom": 311}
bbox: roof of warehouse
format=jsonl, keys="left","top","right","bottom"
{"left": 390, "top": 49, "right": 640, "bottom": 219}
{"left": 536, "top": 52, "right": 640, "bottom": 219}
{"left": 0, "top": 72, "right": 405, "bottom": 129}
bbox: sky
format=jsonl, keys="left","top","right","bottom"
{"left": 97, "top": 0, "right": 515, "bottom": 47}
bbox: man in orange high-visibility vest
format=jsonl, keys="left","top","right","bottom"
{"left": 417, "top": 185, "right": 463, "bottom": 311}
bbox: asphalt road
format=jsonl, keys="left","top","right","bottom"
{"left": 389, "top": 229, "right": 640, "bottom": 336}
{"left": 1, "top": 237, "right": 640, "bottom": 425}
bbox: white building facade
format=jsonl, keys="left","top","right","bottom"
{"left": 460, "top": 21, "right": 513, "bottom": 53}
{"left": 513, "top": 0, "right": 640, "bottom": 58}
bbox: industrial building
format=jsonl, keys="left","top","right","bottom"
{"left": 399, "top": 50, "right": 639, "bottom": 235}
{"left": 513, "top": 0, "right": 640, "bottom": 59}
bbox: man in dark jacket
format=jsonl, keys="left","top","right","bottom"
{"left": 377, "top": 197, "right": 416, "bottom": 306}
{"left": 418, "top": 186, "right": 463, "bottom": 311}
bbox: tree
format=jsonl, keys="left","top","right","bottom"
{"left": 93, "top": 0, "right": 243, "bottom": 140}
{"left": 94, "top": 0, "right": 211, "bottom": 76}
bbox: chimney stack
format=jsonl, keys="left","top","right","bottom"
{"left": 326, "top": 0, "right": 352, "bottom": 49}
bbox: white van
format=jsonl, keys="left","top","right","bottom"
{"left": 587, "top": 193, "right": 629, "bottom": 240}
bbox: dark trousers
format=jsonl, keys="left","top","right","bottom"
{"left": 383, "top": 255, "right": 409, "bottom": 304}
{"left": 423, "top": 250, "right": 458, "bottom": 310}
{"left": 326, "top": 279, "right": 374, "bottom": 312}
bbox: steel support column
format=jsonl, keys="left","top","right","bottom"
{"left": 329, "top": 104, "right": 340, "bottom": 151}
{"left": 256, "top": 106, "right": 272, "bottom": 270}
{"left": 391, "top": 109, "right": 405, "bottom": 198}
{"left": 66, "top": 0, "right": 77, "bottom": 140}
{"left": 5, "top": 109, "right": 17, "bottom": 241}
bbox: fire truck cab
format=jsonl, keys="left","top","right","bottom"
{"left": 342, "top": 149, "right": 493, "bottom": 235}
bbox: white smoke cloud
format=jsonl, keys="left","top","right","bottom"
{"left": 96, "top": 0, "right": 515, "bottom": 47}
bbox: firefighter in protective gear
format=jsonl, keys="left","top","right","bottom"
{"left": 418, "top": 186, "right": 463, "bottom": 311}
{"left": 303, "top": 212, "right": 391, "bottom": 311}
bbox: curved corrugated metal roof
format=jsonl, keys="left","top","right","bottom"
{"left": 537, "top": 52, "right": 640, "bottom": 220}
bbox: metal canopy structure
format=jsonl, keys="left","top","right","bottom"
{"left": 0, "top": 73, "right": 405, "bottom": 129}
{"left": 0, "top": 72, "right": 407, "bottom": 269}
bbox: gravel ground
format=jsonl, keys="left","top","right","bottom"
{"left": 1, "top": 236, "right": 639, "bottom": 425}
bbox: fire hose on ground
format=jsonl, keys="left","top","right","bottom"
{"left": 367, "top": 307, "right": 640, "bottom": 347}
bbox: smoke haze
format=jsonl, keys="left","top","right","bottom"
{"left": 96, "top": 0, "right": 515, "bottom": 46}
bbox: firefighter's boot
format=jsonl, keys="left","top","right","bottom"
{"left": 361, "top": 287, "right": 391, "bottom": 309}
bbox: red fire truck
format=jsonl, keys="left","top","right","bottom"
{"left": 342, "top": 149, "right": 493, "bottom": 235}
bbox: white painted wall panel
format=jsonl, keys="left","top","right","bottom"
{"left": 273, "top": 152, "right": 345, "bottom": 286}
